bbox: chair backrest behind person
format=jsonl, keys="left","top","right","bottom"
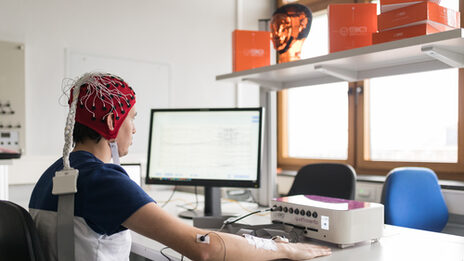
{"left": 287, "top": 163, "right": 357, "bottom": 200}
{"left": 381, "top": 167, "right": 449, "bottom": 232}
{"left": 0, "top": 200, "right": 46, "bottom": 261}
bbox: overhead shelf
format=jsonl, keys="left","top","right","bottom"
{"left": 216, "top": 29, "right": 464, "bottom": 90}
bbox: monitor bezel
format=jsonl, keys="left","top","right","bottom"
{"left": 145, "top": 107, "right": 263, "bottom": 188}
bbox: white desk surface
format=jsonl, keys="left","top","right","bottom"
{"left": 131, "top": 187, "right": 464, "bottom": 261}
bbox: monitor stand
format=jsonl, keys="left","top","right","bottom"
{"left": 178, "top": 186, "right": 234, "bottom": 229}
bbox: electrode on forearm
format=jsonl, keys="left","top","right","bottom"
{"left": 243, "top": 234, "right": 278, "bottom": 251}
{"left": 271, "top": 236, "right": 289, "bottom": 243}
{"left": 197, "top": 234, "right": 210, "bottom": 244}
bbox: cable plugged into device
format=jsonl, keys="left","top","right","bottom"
{"left": 222, "top": 207, "right": 275, "bottom": 227}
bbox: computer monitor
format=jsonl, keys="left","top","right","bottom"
{"left": 146, "top": 108, "right": 263, "bottom": 219}
{"left": 121, "top": 163, "right": 142, "bottom": 187}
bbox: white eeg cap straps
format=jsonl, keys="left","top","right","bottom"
{"left": 109, "top": 141, "right": 120, "bottom": 165}
{"left": 62, "top": 83, "right": 81, "bottom": 170}
{"left": 53, "top": 82, "right": 80, "bottom": 196}
{"left": 51, "top": 79, "right": 82, "bottom": 261}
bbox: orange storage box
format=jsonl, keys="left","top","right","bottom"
{"left": 380, "top": 0, "right": 440, "bottom": 13}
{"left": 328, "top": 3, "right": 378, "bottom": 53}
{"left": 372, "top": 22, "right": 452, "bottom": 44}
{"left": 377, "top": 2, "right": 460, "bottom": 31}
{"left": 232, "top": 30, "right": 271, "bottom": 72}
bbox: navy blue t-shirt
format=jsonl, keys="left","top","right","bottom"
{"left": 29, "top": 151, "right": 154, "bottom": 235}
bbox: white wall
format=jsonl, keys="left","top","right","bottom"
{"left": 235, "top": 0, "right": 275, "bottom": 107}
{"left": 0, "top": 0, "right": 275, "bottom": 184}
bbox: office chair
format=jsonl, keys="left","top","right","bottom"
{"left": 0, "top": 200, "right": 46, "bottom": 261}
{"left": 381, "top": 167, "right": 449, "bottom": 232}
{"left": 287, "top": 163, "right": 357, "bottom": 200}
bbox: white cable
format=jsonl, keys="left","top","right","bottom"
{"left": 62, "top": 85, "right": 81, "bottom": 170}
{"left": 109, "top": 141, "right": 120, "bottom": 165}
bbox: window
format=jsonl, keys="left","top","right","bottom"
{"left": 367, "top": 70, "right": 458, "bottom": 163}
{"left": 282, "top": 11, "right": 351, "bottom": 162}
{"left": 287, "top": 83, "right": 349, "bottom": 160}
{"left": 279, "top": 10, "right": 355, "bottom": 169}
{"left": 278, "top": 0, "right": 464, "bottom": 180}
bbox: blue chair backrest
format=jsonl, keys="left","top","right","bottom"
{"left": 381, "top": 167, "right": 448, "bottom": 232}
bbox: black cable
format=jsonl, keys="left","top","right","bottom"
{"left": 224, "top": 207, "right": 275, "bottom": 226}
{"left": 160, "top": 246, "right": 172, "bottom": 261}
{"left": 160, "top": 186, "right": 177, "bottom": 208}
{"left": 166, "top": 207, "right": 275, "bottom": 261}
{"left": 213, "top": 206, "right": 276, "bottom": 235}
{"left": 197, "top": 207, "right": 276, "bottom": 261}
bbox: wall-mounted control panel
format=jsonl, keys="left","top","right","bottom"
{"left": 0, "top": 41, "right": 25, "bottom": 157}
{"left": 0, "top": 130, "right": 20, "bottom": 158}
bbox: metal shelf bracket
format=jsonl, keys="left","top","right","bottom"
{"left": 314, "top": 65, "right": 358, "bottom": 82}
{"left": 421, "top": 45, "right": 464, "bottom": 68}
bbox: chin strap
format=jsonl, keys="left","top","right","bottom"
{"left": 109, "top": 141, "right": 120, "bottom": 165}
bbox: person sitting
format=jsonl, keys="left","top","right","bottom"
{"left": 29, "top": 72, "right": 331, "bottom": 261}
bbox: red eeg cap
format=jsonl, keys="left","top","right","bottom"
{"left": 69, "top": 73, "right": 136, "bottom": 140}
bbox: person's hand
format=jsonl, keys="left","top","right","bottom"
{"left": 278, "top": 240, "right": 332, "bottom": 260}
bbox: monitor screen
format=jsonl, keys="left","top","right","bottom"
{"left": 121, "top": 163, "right": 142, "bottom": 186}
{"left": 146, "top": 108, "right": 263, "bottom": 188}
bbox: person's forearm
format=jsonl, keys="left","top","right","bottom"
{"left": 193, "top": 230, "right": 330, "bottom": 261}
{"left": 200, "top": 231, "right": 290, "bottom": 261}
{"left": 123, "top": 203, "right": 330, "bottom": 261}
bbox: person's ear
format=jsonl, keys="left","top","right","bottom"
{"left": 106, "top": 113, "right": 115, "bottom": 131}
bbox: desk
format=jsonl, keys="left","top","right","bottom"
{"left": 131, "top": 187, "right": 464, "bottom": 261}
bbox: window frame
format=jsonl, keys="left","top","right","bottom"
{"left": 276, "top": 0, "right": 464, "bottom": 181}
{"left": 277, "top": 82, "right": 357, "bottom": 170}
{"left": 354, "top": 73, "right": 464, "bottom": 180}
